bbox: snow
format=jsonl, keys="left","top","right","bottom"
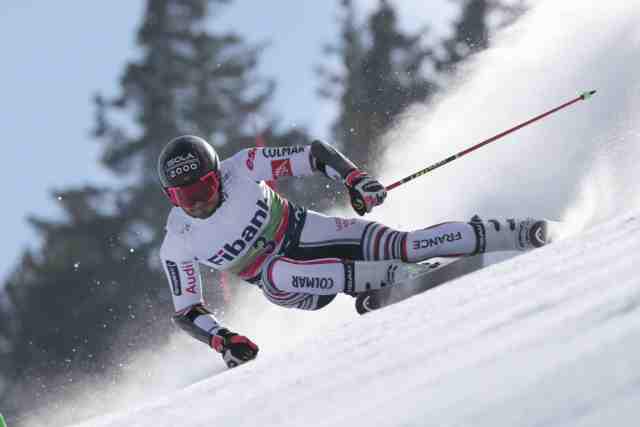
{"left": 64, "top": 213, "right": 640, "bottom": 427}
{"left": 25, "top": 0, "right": 640, "bottom": 426}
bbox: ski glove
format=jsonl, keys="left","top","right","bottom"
{"left": 344, "top": 169, "right": 387, "bottom": 216}
{"left": 210, "top": 328, "right": 259, "bottom": 368}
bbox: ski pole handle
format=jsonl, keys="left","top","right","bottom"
{"left": 385, "top": 90, "right": 597, "bottom": 191}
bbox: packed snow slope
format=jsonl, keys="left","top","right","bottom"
{"left": 72, "top": 213, "right": 640, "bottom": 427}
{"left": 55, "top": 0, "right": 640, "bottom": 426}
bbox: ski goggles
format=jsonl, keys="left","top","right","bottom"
{"left": 165, "top": 171, "right": 220, "bottom": 208}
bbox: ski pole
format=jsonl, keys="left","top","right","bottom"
{"left": 385, "top": 90, "right": 597, "bottom": 191}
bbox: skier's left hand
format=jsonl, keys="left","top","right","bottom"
{"left": 344, "top": 169, "right": 387, "bottom": 216}
{"left": 210, "top": 328, "right": 259, "bottom": 368}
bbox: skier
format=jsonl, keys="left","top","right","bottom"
{"left": 158, "top": 135, "right": 551, "bottom": 368}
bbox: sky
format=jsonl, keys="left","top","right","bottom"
{"left": 0, "top": 1, "right": 454, "bottom": 284}
{"left": 8, "top": 0, "right": 640, "bottom": 424}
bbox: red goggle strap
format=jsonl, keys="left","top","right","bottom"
{"left": 164, "top": 187, "right": 180, "bottom": 206}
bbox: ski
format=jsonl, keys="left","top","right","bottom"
{"left": 355, "top": 255, "right": 484, "bottom": 314}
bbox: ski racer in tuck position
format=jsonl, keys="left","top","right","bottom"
{"left": 158, "top": 135, "right": 551, "bottom": 368}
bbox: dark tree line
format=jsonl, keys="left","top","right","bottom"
{"left": 0, "top": 0, "right": 526, "bottom": 424}
{"left": 318, "top": 0, "right": 437, "bottom": 174}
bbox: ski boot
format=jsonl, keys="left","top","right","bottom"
{"left": 469, "top": 215, "right": 555, "bottom": 253}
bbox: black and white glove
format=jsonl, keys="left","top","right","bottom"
{"left": 344, "top": 169, "right": 387, "bottom": 216}
{"left": 210, "top": 328, "right": 259, "bottom": 368}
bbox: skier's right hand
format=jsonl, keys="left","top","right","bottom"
{"left": 210, "top": 328, "right": 259, "bottom": 368}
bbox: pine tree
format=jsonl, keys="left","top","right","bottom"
{"left": 0, "top": 0, "right": 274, "bottom": 420}
{"left": 438, "top": 0, "right": 527, "bottom": 73}
{"left": 318, "top": 0, "right": 437, "bottom": 175}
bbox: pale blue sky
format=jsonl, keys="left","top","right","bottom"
{"left": 0, "top": 1, "right": 453, "bottom": 283}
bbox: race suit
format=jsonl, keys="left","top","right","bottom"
{"left": 159, "top": 144, "right": 481, "bottom": 344}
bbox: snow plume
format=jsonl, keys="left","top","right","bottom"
{"left": 373, "top": 0, "right": 640, "bottom": 239}
{"left": 15, "top": 287, "right": 355, "bottom": 427}
{"left": 14, "top": 328, "right": 221, "bottom": 427}
{"left": 12, "top": 287, "right": 355, "bottom": 427}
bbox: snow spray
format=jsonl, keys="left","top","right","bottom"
{"left": 374, "top": 0, "right": 640, "bottom": 238}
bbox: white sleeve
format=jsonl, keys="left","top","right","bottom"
{"left": 225, "top": 145, "right": 317, "bottom": 182}
{"left": 160, "top": 214, "right": 223, "bottom": 344}
{"left": 160, "top": 231, "right": 204, "bottom": 313}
